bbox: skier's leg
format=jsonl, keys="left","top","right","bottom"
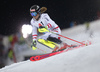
{"left": 47, "top": 36, "right": 68, "bottom": 52}
{"left": 47, "top": 35, "right": 69, "bottom": 51}
{"left": 38, "top": 39, "right": 58, "bottom": 49}
{"left": 47, "top": 36, "right": 62, "bottom": 44}
{"left": 38, "top": 33, "right": 58, "bottom": 49}
{"left": 38, "top": 33, "right": 68, "bottom": 51}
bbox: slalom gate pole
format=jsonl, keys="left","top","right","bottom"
{"left": 50, "top": 31, "right": 85, "bottom": 45}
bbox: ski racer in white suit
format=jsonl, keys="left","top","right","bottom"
{"left": 30, "top": 5, "right": 67, "bottom": 51}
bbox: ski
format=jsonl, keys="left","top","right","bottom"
{"left": 30, "top": 41, "right": 91, "bottom": 61}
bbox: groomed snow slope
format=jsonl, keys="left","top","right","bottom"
{"left": 0, "top": 20, "right": 100, "bottom": 72}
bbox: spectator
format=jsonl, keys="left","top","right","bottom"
{"left": 0, "top": 35, "right": 5, "bottom": 68}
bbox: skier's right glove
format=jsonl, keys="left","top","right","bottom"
{"left": 31, "top": 40, "right": 37, "bottom": 50}
{"left": 38, "top": 26, "right": 49, "bottom": 33}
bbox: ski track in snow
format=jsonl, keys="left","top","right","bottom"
{"left": 0, "top": 20, "right": 100, "bottom": 72}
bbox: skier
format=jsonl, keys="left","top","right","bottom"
{"left": 30, "top": 5, "right": 68, "bottom": 52}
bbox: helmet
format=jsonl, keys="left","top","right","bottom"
{"left": 30, "top": 5, "right": 41, "bottom": 17}
{"left": 30, "top": 5, "right": 41, "bottom": 13}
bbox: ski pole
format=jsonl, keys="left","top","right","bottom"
{"left": 37, "top": 48, "right": 47, "bottom": 53}
{"left": 26, "top": 41, "right": 47, "bottom": 53}
{"left": 59, "top": 34, "right": 85, "bottom": 45}
{"left": 50, "top": 31, "right": 85, "bottom": 45}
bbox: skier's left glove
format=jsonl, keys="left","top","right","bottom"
{"left": 38, "top": 26, "right": 49, "bottom": 33}
{"left": 31, "top": 40, "right": 37, "bottom": 50}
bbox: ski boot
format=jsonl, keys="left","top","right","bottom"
{"left": 58, "top": 43, "right": 69, "bottom": 51}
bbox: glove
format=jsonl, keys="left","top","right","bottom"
{"left": 38, "top": 26, "right": 49, "bottom": 33}
{"left": 31, "top": 40, "right": 37, "bottom": 50}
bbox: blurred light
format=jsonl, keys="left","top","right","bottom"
{"left": 21, "top": 24, "right": 32, "bottom": 38}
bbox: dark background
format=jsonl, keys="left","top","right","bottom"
{"left": 0, "top": 0, "right": 100, "bottom": 35}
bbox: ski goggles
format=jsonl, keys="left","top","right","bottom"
{"left": 30, "top": 12, "right": 37, "bottom": 16}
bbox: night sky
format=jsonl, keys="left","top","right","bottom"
{"left": 0, "top": 0, "right": 100, "bottom": 35}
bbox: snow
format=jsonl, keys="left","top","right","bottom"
{"left": 0, "top": 20, "right": 100, "bottom": 72}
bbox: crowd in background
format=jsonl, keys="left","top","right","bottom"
{"left": 0, "top": 32, "right": 25, "bottom": 68}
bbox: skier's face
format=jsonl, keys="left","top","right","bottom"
{"left": 33, "top": 13, "right": 40, "bottom": 20}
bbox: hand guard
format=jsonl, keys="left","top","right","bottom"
{"left": 31, "top": 40, "right": 37, "bottom": 50}
{"left": 38, "top": 26, "right": 49, "bottom": 33}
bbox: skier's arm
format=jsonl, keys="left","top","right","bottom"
{"left": 31, "top": 25, "right": 38, "bottom": 50}
{"left": 44, "top": 14, "right": 61, "bottom": 34}
{"left": 32, "top": 26, "right": 37, "bottom": 41}
{"left": 51, "top": 26, "right": 61, "bottom": 34}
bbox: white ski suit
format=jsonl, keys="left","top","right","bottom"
{"left": 30, "top": 13, "right": 61, "bottom": 41}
